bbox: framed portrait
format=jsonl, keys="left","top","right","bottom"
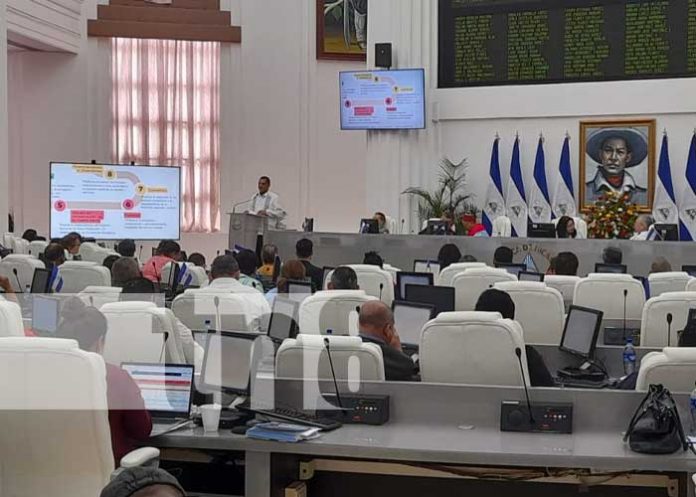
{"left": 317, "top": 0, "right": 368, "bottom": 61}
{"left": 579, "top": 119, "right": 656, "bottom": 212}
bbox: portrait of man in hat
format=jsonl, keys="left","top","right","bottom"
{"left": 580, "top": 120, "right": 656, "bottom": 211}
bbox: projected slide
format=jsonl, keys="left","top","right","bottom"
{"left": 50, "top": 163, "right": 181, "bottom": 240}
{"left": 340, "top": 69, "right": 426, "bottom": 130}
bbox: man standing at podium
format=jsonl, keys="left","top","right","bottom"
{"left": 248, "top": 176, "right": 287, "bottom": 230}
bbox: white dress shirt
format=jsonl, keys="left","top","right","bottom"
{"left": 205, "top": 277, "right": 272, "bottom": 332}
{"left": 249, "top": 191, "right": 287, "bottom": 230}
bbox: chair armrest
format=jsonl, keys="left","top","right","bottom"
{"left": 120, "top": 447, "right": 160, "bottom": 468}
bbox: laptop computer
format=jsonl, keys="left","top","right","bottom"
{"left": 267, "top": 298, "right": 299, "bottom": 344}
{"left": 31, "top": 295, "right": 60, "bottom": 335}
{"left": 121, "top": 363, "right": 195, "bottom": 436}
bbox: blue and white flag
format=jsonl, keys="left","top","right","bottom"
{"left": 679, "top": 133, "right": 696, "bottom": 241}
{"left": 528, "top": 136, "right": 552, "bottom": 223}
{"left": 506, "top": 136, "right": 528, "bottom": 237}
{"left": 552, "top": 135, "right": 577, "bottom": 218}
{"left": 483, "top": 137, "right": 506, "bottom": 235}
{"left": 653, "top": 133, "right": 678, "bottom": 225}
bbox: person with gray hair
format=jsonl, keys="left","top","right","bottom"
{"left": 111, "top": 257, "right": 142, "bottom": 287}
{"left": 100, "top": 467, "right": 185, "bottom": 497}
{"left": 328, "top": 266, "right": 359, "bottom": 290}
{"left": 631, "top": 214, "right": 654, "bottom": 241}
{"left": 650, "top": 256, "right": 672, "bottom": 274}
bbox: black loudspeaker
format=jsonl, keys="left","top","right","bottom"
{"left": 375, "top": 43, "right": 392, "bottom": 69}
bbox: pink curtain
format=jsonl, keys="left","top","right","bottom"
{"left": 111, "top": 37, "right": 221, "bottom": 233}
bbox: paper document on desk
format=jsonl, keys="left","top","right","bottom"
{"left": 247, "top": 422, "right": 322, "bottom": 443}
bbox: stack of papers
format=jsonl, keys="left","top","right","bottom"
{"left": 246, "top": 422, "right": 322, "bottom": 443}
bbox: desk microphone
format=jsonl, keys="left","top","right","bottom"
{"left": 323, "top": 337, "right": 344, "bottom": 411}
{"left": 379, "top": 283, "right": 384, "bottom": 301}
{"left": 622, "top": 289, "right": 628, "bottom": 335}
{"left": 666, "top": 313, "right": 673, "bottom": 347}
{"left": 214, "top": 296, "right": 221, "bottom": 332}
{"left": 138, "top": 245, "right": 143, "bottom": 260}
{"left": 12, "top": 268, "right": 23, "bottom": 293}
{"left": 152, "top": 261, "right": 161, "bottom": 293}
{"left": 515, "top": 347, "right": 534, "bottom": 424}
{"left": 400, "top": 219, "right": 405, "bottom": 235}
{"left": 216, "top": 250, "right": 220, "bottom": 257}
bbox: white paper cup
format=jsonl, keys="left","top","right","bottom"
{"left": 200, "top": 404, "right": 222, "bottom": 432}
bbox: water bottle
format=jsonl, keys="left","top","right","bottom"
{"left": 690, "top": 383, "right": 696, "bottom": 434}
{"left": 623, "top": 338, "right": 637, "bottom": 376}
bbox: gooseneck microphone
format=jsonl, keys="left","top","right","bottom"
{"left": 379, "top": 283, "right": 384, "bottom": 301}
{"left": 515, "top": 347, "right": 534, "bottom": 424}
{"left": 622, "top": 289, "right": 628, "bottom": 335}
{"left": 667, "top": 313, "right": 673, "bottom": 347}
{"left": 138, "top": 245, "right": 143, "bottom": 261}
{"left": 152, "top": 261, "right": 161, "bottom": 293}
{"left": 400, "top": 219, "right": 405, "bottom": 234}
{"left": 214, "top": 296, "right": 221, "bottom": 332}
{"left": 12, "top": 268, "right": 23, "bottom": 293}
{"left": 323, "top": 337, "right": 344, "bottom": 411}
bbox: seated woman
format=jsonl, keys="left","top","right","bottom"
{"left": 265, "top": 260, "right": 308, "bottom": 306}
{"left": 57, "top": 298, "right": 152, "bottom": 463}
{"left": 556, "top": 216, "right": 577, "bottom": 239}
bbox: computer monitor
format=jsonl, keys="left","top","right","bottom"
{"left": 200, "top": 331, "right": 260, "bottom": 396}
{"left": 528, "top": 222, "right": 556, "bottom": 238}
{"left": 32, "top": 295, "right": 60, "bottom": 334}
{"left": 392, "top": 301, "right": 435, "bottom": 346}
{"left": 683, "top": 265, "right": 696, "bottom": 277}
{"left": 30, "top": 268, "right": 51, "bottom": 293}
{"left": 425, "top": 220, "right": 448, "bottom": 235}
{"left": 594, "top": 263, "right": 628, "bottom": 274}
{"left": 413, "top": 259, "right": 440, "bottom": 275}
{"left": 559, "top": 305, "right": 604, "bottom": 359}
{"left": 495, "top": 263, "right": 527, "bottom": 278}
{"left": 359, "top": 218, "right": 379, "bottom": 234}
{"left": 396, "top": 272, "right": 434, "bottom": 300}
{"left": 121, "top": 363, "right": 194, "bottom": 418}
{"left": 651, "top": 224, "right": 679, "bottom": 241}
{"left": 287, "top": 280, "right": 313, "bottom": 303}
{"left": 267, "top": 298, "right": 299, "bottom": 342}
{"left": 404, "top": 284, "right": 455, "bottom": 316}
{"left": 518, "top": 271, "right": 544, "bottom": 283}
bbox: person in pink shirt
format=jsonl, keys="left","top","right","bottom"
{"left": 141, "top": 240, "right": 181, "bottom": 284}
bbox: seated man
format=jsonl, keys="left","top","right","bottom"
{"left": 116, "top": 239, "right": 136, "bottom": 258}
{"left": 650, "top": 256, "right": 672, "bottom": 273}
{"left": 296, "top": 238, "right": 323, "bottom": 291}
{"left": 552, "top": 252, "right": 579, "bottom": 276}
{"left": 363, "top": 251, "right": 384, "bottom": 269}
{"left": 493, "top": 246, "right": 513, "bottom": 266}
{"left": 631, "top": 214, "right": 654, "bottom": 241}
{"left": 437, "top": 244, "right": 462, "bottom": 271}
{"left": 235, "top": 249, "right": 264, "bottom": 292}
{"left": 112, "top": 257, "right": 142, "bottom": 288}
{"left": 328, "top": 266, "right": 359, "bottom": 290}
{"left": 100, "top": 467, "right": 185, "bottom": 497}
{"left": 475, "top": 289, "right": 555, "bottom": 387}
{"left": 602, "top": 246, "right": 623, "bottom": 265}
{"left": 358, "top": 301, "right": 417, "bottom": 382}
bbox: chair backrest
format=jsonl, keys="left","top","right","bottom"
{"left": 382, "top": 264, "right": 401, "bottom": 282}
{"left": 648, "top": 272, "right": 691, "bottom": 298}
{"left": 492, "top": 281, "right": 565, "bottom": 345}
{"left": 451, "top": 267, "right": 517, "bottom": 311}
{"left": 276, "top": 334, "right": 385, "bottom": 381}
{"left": 0, "top": 254, "right": 45, "bottom": 292}
{"left": 687, "top": 279, "right": 696, "bottom": 293}
{"left": 492, "top": 216, "right": 512, "bottom": 237}
{"left": 0, "top": 337, "right": 114, "bottom": 496}
{"left": 419, "top": 311, "right": 530, "bottom": 386}
{"left": 298, "top": 290, "right": 377, "bottom": 335}
{"left": 348, "top": 265, "right": 394, "bottom": 306}
{"left": 27, "top": 240, "right": 48, "bottom": 259}
{"left": 171, "top": 290, "right": 253, "bottom": 333}
{"left": 0, "top": 300, "right": 24, "bottom": 337}
{"left": 2, "top": 232, "right": 13, "bottom": 248}
{"left": 79, "top": 286, "right": 123, "bottom": 309}
{"left": 640, "top": 292, "right": 696, "bottom": 347}
{"left": 101, "top": 301, "right": 182, "bottom": 365}
{"left": 12, "top": 237, "right": 30, "bottom": 255}
{"left": 438, "top": 262, "right": 488, "bottom": 287}
{"left": 162, "top": 262, "right": 207, "bottom": 289}
{"left": 385, "top": 216, "right": 399, "bottom": 234}
{"left": 78, "top": 242, "right": 117, "bottom": 265}
{"left": 544, "top": 275, "right": 581, "bottom": 307}
{"left": 58, "top": 261, "right": 111, "bottom": 293}
{"left": 574, "top": 217, "right": 588, "bottom": 239}
{"left": 636, "top": 348, "right": 696, "bottom": 392}
{"left": 573, "top": 273, "right": 645, "bottom": 321}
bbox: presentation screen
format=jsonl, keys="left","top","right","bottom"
{"left": 339, "top": 69, "right": 426, "bottom": 130}
{"left": 50, "top": 162, "right": 181, "bottom": 240}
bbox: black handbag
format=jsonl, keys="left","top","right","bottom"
{"left": 624, "top": 384, "right": 691, "bottom": 454}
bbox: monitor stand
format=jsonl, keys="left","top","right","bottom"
{"left": 558, "top": 358, "right": 606, "bottom": 382}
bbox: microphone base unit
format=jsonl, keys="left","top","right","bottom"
{"left": 603, "top": 327, "right": 640, "bottom": 346}
{"left": 318, "top": 394, "right": 390, "bottom": 425}
{"left": 500, "top": 401, "right": 573, "bottom": 434}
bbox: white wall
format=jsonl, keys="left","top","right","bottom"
{"left": 8, "top": 0, "right": 367, "bottom": 259}
{"left": 367, "top": 0, "right": 696, "bottom": 232}
{"left": 0, "top": 0, "right": 8, "bottom": 234}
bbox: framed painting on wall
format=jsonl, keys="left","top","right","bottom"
{"left": 317, "top": 0, "right": 368, "bottom": 61}
{"left": 579, "top": 119, "right": 656, "bottom": 212}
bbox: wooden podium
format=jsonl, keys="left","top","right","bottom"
{"left": 227, "top": 212, "right": 267, "bottom": 250}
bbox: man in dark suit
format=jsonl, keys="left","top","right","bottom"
{"left": 359, "top": 301, "right": 417, "bottom": 382}
{"left": 296, "top": 238, "right": 324, "bottom": 291}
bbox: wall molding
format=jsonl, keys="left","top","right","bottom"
{"left": 7, "top": 0, "right": 85, "bottom": 53}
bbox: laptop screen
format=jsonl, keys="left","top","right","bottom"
{"left": 413, "top": 260, "right": 441, "bottom": 275}
{"left": 268, "top": 298, "right": 298, "bottom": 342}
{"left": 396, "top": 272, "right": 433, "bottom": 300}
{"left": 32, "top": 295, "right": 60, "bottom": 334}
{"left": 393, "top": 301, "right": 435, "bottom": 345}
{"left": 122, "top": 363, "right": 194, "bottom": 417}
{"left": 31, "top": 268, "right": 51, "bottom": 294}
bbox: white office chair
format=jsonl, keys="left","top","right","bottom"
{"left": 276, "top": 334, "right": 385, "bottom": 381}
{"left": 0, "top": 337, "right": 158, "bottom": 497}
{"left": 687, "top": 279, "right": 696, "bottom": 293}
{"left": 11, "top": 237, "right": 30, "bottom": 255}
{"left": 639, "top": 292, "right": 696, "bottom": 347}
{"left": 162, "top": 262, "right": 207, "bottom": 288}
{"left": 573, "top": 274, "right": 645, "bottom": 321}
{"left": 492, "top": 216, "right": 512, "bottom": 238}
{"left": 79, "top": 286, "right": 123, "bottom": 309}
{"left": 438, "top": 262, "right": 488, "bottom": 287}
{"left": 648, "top": 272, "right": 691, "bottom": 298}
{"left": 79, "top": 242, "right": 117, "bottom": 265}
{"left": 636, "top": 348, "right": 696, "bottom": 392}
{"left": 171, "top": 290, "right": 254, "bottom": 333}
{"left": 0, "top": 254, "right": 45, "bottom": 292}
{"left": 419, "top": 311, "right": 530, "bottom": 386}
{"left": 545, "top": 275, "right": 582, "bottom": 308}
{"left": 385, "top": 215, "right": 399, "bottom": 235}
{"left": 451, "top": 267, "right": 517, "bottom": 311}
{"left": 101, "top": 301, "right": 184, "bottom": 365}
{"left": 348, "top": 264, "right": 395, "bottom": 306}
{"left": 58, "top": 261, "right": 111, "bottom": 293}
{"left": 493, "top": 281, "right": 565, "bottom": 345}
{"left": 2, "top": 232, "right": 13, "bottom": 249}
{"left": 382, "top": 264, "right": 401, "bottom": 282}
{"left": 0, "top": 300, "right": 24, "bottom": 337}
{"left": 27, "top": 240, "right": 48, "bottom": 259}
{"left": 298, "top": 290, "right": 377, "bottom": 335}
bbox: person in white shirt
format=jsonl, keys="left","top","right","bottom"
{"left": 631, "top": 214, "right": 654, "bottom": 241}
{"left": 248, "top": 176, "right": 287, "bottom": 230}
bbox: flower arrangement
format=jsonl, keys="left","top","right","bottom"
{"left": 586, "top": 191, "right": 638, "bottom": 239}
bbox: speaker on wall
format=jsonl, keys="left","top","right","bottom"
{"left": 375, "top": 43, "right": 392, "bottom": 69}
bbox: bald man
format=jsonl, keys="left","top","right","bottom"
{"left": 359, "top": 301, "right": 418, "bottom": 382}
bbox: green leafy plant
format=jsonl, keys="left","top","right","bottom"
{"left": 402, "top": 158, "right": 477, "bottom": 226}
